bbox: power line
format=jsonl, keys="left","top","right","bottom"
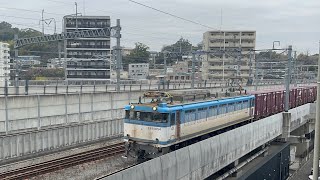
{"left": 128, "top": 0, "right": 217, "bottom": 30}
{"left": 46, "top": 0, "right": 75, "bottom": 5}
{"left": 0, "top": 14, "right": 61, "bottom": 22}
{"left": 8, "top": 21, "right": 62, "bottom": 31}
{"left": 0, "top": 6, "right": 65, "bottom": 16}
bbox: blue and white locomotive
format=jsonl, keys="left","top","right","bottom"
{"left": 124, "top": 91, "right": 255, "bottom": 160}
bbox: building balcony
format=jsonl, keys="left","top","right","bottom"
{"left": 241, "top": 35, "right": 255, "bottom": 39}
{"left": 224, "top": 35, "right": 241, "bottom": 39}
{"left": 66, "top": 45, "right": 111, "bottom": 49}
{"left": 240, "top": 66, "right": 251, "bottom": 70}
{"left": 241, "top": 43, "right": 255, "bottom": 47}
{"left": 67, "top": 75, "right": 109, "bottom": 79}
{"left": 65, "top": 24, "right": 110, "bottom": 29}
{"left": 66, "top": 65, "right": 109, "bottom": 69}
{"left": 67, "top": 55, "right": 107, "bottom": 58}
{"left": 207, "top": 73, "right": 234, "bottom": 78}
{"left": 208, "top": 35, "right": 241, "bottom": 39}
{"left": 208, "top": 66, "right": 224, "bottom": 70}
{"left": 208, "top": 57, "right": 223, "bottom": 61}
{"left": 209, "top": 42, "right": 223, "bottom": 47}
{"left": 225, "top": 43, "right": 241, "bottom": 47}
{"left": 240, "top": 73, "right": 250, "bottom": 77}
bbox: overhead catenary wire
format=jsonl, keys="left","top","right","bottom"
{"left": 0, "top": 6, "right": 65, "bottom": 16}
{"left": 127, "top": 0, "right": 217, "bottom": 30}
{"left": 1, "top": 0, "right": 208, "bottom": 50}
{"left": 5, "top": 21, "right": 62, "bottom": 32}
{"left": 0, "top": 14, "right": 60, "bottom": 22}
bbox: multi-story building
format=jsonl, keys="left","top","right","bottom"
{"left": 128, "top": 63, "right": 149, "bottom": 80}
{"left": 167, "top": 61, "right": 201, "bottom": 82}
{"left": 63, "top": 15, "right": 111, "bottom": 80}
{"left": 47, "top": 58, "right": 66, "bottom": 69}
{"left": 0, "top": 42, "right": 10, "bottom": 86}
{"left": 122, "top": 47, "right": 133, "bottom": 57}
{"left": 16, "top": 56, "right": 41, "bottom": 67}
{"left": 202, "top": 30, "right": 256, "bottom": 84}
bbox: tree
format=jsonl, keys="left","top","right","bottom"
{"left": 0, "top": 21, "right": 58, "bottom": 63}
{"left": 122, "top": 42, "right": 150, "bottom": 69}
{"left": 21, "top": 68, "right": 64, "bottom": 80}
{"left": 162, "top": 37, "right": 196, "bottom": 53}
{"left": 155, "top": 37, "right": 199, "bottom": 65}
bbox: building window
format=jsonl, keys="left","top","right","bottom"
{"left": 175, "top": 76, "right": 179, "bottom": 80}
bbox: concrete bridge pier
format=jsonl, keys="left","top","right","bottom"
{"left": 289, "top": 119, "right": 315, "bottom": 171}
{"left": 277, "top": 106, "right": 315, "bottom": 172}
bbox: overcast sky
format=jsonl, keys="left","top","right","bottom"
{"left": 0, "top": 0, "right": 319, "bottom": 54}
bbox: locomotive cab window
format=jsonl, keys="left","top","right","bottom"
{"left": 125, "top": 110, "right": 136, "bottom": 119}
{"left": 140, "top": 112, "right": 168, "bottom": 123}
{"left": 125, "top": 111, "right": 168, "bottom": 123}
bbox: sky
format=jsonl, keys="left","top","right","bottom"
{"left": 0, "top": 0, "right": 319, "bottom": 54}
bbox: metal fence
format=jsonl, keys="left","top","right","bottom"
{"left": 0, "top": 79, "right": 305, "bottom": 96}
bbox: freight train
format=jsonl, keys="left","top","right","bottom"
{"left": 123, "top": 87, "right": 316, "bottom": 160}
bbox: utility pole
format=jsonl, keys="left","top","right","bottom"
{"left": 222, "top": 32, "right": 225, "bottom": 85}
{"left": 248, "top": 50, "right": 253, "bottom": 86}
{"left": 41, "top": 9, "right": 44, "bottom": 35}
{"left": 255, "top": 54, "right": 258, "bottom": 91}
{"left": 58, "top": 41, "right": 62, "bottom": 66}
{"left": 294, "top": 51, "right": 297, "bottom": 87}
{"left": 75, "top": 2, "right": 78, "bottom": 30}
{"left": 312, "top": 40, "right": 320, "bottom": 180}
{"left": 63, "top": 17, "right": 68, "bottom": 81}
{"left": 164, "top": 52, "right": 167, "bottom": 74}
{"left": 191, "top": 53, "right": 195, "bottom": 88}
{"left": 115, "top": 19, "right": 121, "bottom": 92}
{"left": 14, "top": 34, "right": 19, "bottom": 95}
{"left": 285, "top": 45, "right": 292, "bottom": 112}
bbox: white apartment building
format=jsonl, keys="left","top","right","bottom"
{"left": 0, "top": 42, "right": 10, "bottom": 87}
{"left": 129, "top": 63, "right": 149, "bottom": 80}
{"left": 202, "top": 31, "right": 256, "bottom": 84}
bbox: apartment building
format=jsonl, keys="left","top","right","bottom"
{"left": 202, "top": 31, "right": 256, "bottom": 84}
{"left": 16, "top": 56, "right": 41, "bottom": 67}
{"left": 0, "top": 42, "right": 10, "bottom": 86}
{"left": 63, "top": 15, "right": 111, "bottom": 80}
{"left": 129, "top": 63, "right": 149, "bottom": 80}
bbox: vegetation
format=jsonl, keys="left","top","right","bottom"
{"left": 155, "top": 37, "right": 199, "bottom": 65}
{"left": 122, "top": 42, "right": 150, "bottom": 68}
{"left": 20, "top": 68, "right": 64, "bottom": 80}
{"left": 0, "top": 21, "right": 58, "bottom": 64}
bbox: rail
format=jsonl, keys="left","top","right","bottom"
{"left": 0, "top": 142, "right": 125, "bottom": 180}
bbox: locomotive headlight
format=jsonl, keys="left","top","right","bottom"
{"left": 152, "top": 106, "right": 157, "bottom": 111}
{"left": 130, "top": 105, "right": 135, "bottom": 109}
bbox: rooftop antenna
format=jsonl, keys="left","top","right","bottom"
{"left": 83, "top": 0, "right": 86, "bottom": 16}
{"left": 220, "top": 8, "right": 223, "bottom": 31}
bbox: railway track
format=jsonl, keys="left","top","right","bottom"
{"left": 0, "top": 142, "right": 125, "bottom": 180}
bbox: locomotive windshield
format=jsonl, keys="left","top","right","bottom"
{"left": 125, "top": 111, "right": 168, "bottom": 123}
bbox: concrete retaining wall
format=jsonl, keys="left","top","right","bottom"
{"left": 0, "top": 118, "right": 122, "bottom": 161}
{"left": 0, "top": 92, "right": 141, "bottom": 133}
{"left": 103, "top": 103, "right": 311, "bottom": 180}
